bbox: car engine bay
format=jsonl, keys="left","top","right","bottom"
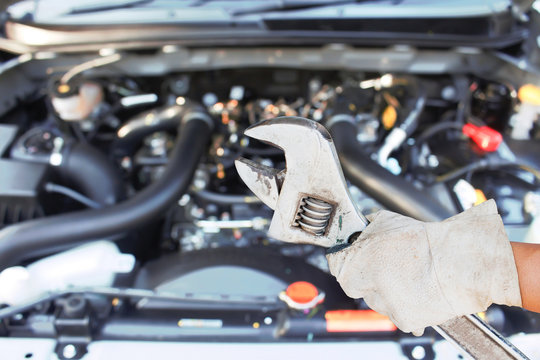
{"left": 0, "top": 44, "right": 539, "bottom": 359}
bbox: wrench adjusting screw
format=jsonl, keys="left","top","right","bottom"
{"left": 294, "top": 197, "right": 333, "bottom": 236}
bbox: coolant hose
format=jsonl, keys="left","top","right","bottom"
{"left": 10, "top": 128, "right": 126, "bottom": 205}
{"left": 328, "top": 116, "right": 454, "bottom": 222}
{"left": 0, "top": 110, "right": 213, "bottom": 270}
{"left": 113, "top": 102, "right": 201, "bottom": 156}
{"left": 58, "top": 142, "right": 125, "bottom": 206}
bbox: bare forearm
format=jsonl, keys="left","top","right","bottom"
{"left": 511, "top": 242, "right": 540, "bottom": 313}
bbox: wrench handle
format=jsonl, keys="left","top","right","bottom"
{"left": 433, "top": 314, "right": 529, "bottom": 360}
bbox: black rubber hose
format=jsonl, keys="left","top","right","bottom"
{"left": 58, "top": 142, "right": 125, "bottom": 206}
{"left": 192, "top": 189, "right": 262, "bottom": 205}
{"left": 112, "top": 103, "right": 201, "bottom": 157}
{"left": 0, "top": 115, "right": 213, "bottom": 270}
{"left": 9, "top": 128, "right": 125, "bottom": 205}
{"left": 328, "top": 117, "right": 454, "bottom": 222}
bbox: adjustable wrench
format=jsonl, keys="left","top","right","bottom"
{"left": 235, "top": 116, "right": 528, "bottom": 360}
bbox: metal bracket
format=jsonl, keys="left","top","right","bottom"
{"left": 54, "top": 295, "right": 92, "bottom": 360}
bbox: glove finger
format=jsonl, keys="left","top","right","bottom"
{"left": 361, "top": 210, "right": 420, "bottom": 237}
{"left": 412, "top": 328, "right": 425, "bottom": 337}
{"left": 365, "top": 211, "right": 379, "bottom": 222}
{"left": 362, "top": 292, "right": 390, "bottom": 319}
{"left": 327, "top": 246, "right": 373, "bottom": 299}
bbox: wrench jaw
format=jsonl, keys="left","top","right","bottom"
{"left": 243, "top": 116, "right": 332, "bottom": 150}
{"left": 236, "top": 116, "right": 369, "bottom": 248}
{"left": 234, "top": 158, "right": 281, "bottom": 210}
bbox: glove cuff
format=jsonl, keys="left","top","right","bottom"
{"left": 427, "top": 201, "right": 522, "bottom": 317}
{"left": 486, "top": 221, "right": 522, "bottom": 308}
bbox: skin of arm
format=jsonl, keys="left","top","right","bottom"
{"left": 511, "top": 242, "right": 540, "bottom": 313}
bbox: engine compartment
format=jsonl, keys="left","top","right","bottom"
{"left": 0, "top": 48, "right": 539, "bottom": 358}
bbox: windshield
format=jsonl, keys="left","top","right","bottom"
{"left": 7, "top": 0, "right": 512, "bottom": 25}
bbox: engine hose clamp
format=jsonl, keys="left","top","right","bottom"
{"left": 325, "top": 113, "right": 356, "bottom": 129}
{"left": 49, "top": 137, "right": 65, "bottom": 166}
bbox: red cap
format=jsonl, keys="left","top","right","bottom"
{"left": 285, "top": 281, "right": 319, "bottom": 304}
{"left": 462, "top": 123, "right": 502, "bottom": 152}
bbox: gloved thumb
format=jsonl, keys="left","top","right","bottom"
{"left": 365, "top": 212, "right": 378, "bottom": 222}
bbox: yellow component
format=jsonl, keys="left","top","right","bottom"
{"left": 477, "top": 312, "right": 487, "bottom": 321}
{"left": 177, "top": 320, "right": 184, "bottom": 327}
{"left": 382, "top": 105, "right": 397, "bottom": 130}
{"left": 217, "top": 163, "right": 226, "bottom": 179}
{"left": 252, "top": 322, "right": 260, "bottom": 329}
{"left": 57, "top": 83, "right": 71, "bottom": 94}
{"left": 348, "top": 103, "right": 357, "bottom": 112}
{"left": 111, "top": 298, "right": 120, "bottom": 307}
{"left": 518, "top": 84, "right": 540, "bottom": 106}
{"left": 221, "top": 111, "right": 230, "bottom": 125}
{"left": 474, "top": 189, "right": 487, "bottom": 206}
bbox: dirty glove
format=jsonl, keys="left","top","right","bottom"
{"left": 326, "top": 200, "right": 521, "bottom": 335}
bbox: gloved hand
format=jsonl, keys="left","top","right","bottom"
{"left": 326, "top": 200, "right": 522, "bottom": 335}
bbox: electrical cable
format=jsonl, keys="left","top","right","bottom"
{"left": 434, "top": 160, "right": 540, "bottom": 183}
{"left": 415, "top": 121, "right": 464, "bottom": 145}
{"left": 45, "top": 183, "right": 103, "bottom": 209}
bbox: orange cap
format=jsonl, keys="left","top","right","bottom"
{"left": 518, "top": 84, "right": 540, "bottom": 106}
{"left": 285, "top": 281, "right": 319, "bottom": 304}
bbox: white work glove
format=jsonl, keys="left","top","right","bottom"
{"left": 326, "top": 200, "right": 521, "bottom": 335}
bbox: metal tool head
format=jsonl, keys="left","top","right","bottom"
{"left": 235, "top": 116, "right": 368, "bottom": 248}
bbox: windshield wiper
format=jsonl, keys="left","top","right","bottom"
{"left": 67, "top": 0, "right": 153, "bottom": 15}
{"left": 229, "top": 0, "right": 402, "bottom": 16}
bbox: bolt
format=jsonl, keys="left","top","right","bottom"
{"left": 178, "top": 194, "right": 191, "bottom": 207}
{"left": 202, "top": 92, "right": 218, "bottom": 107}
{"left": 80, "top": 121, "right": 94, "bottom": 131}
{"left": 427, "top": 155, "right": 439, "bottom": 168}
{"left": 120, "top": 157, "right": 132, "bottom": 170}
{"left": 441, "top": 85, "right": 457, "bottom": 101}
{"left": 264, "top": 316, "right": 273, "bottom": 325}
{"left": 62, "top": 344, "right": 77, "bottom": 359}
{"left": 411, "top": 345, "right": 426, "bottom": 360}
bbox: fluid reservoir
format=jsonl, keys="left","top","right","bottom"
{"left": 0, "top": 241, "right": 135, "bottom": 305}
{"left": 51, "top": 80, "right": 103, "bottom": 122}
